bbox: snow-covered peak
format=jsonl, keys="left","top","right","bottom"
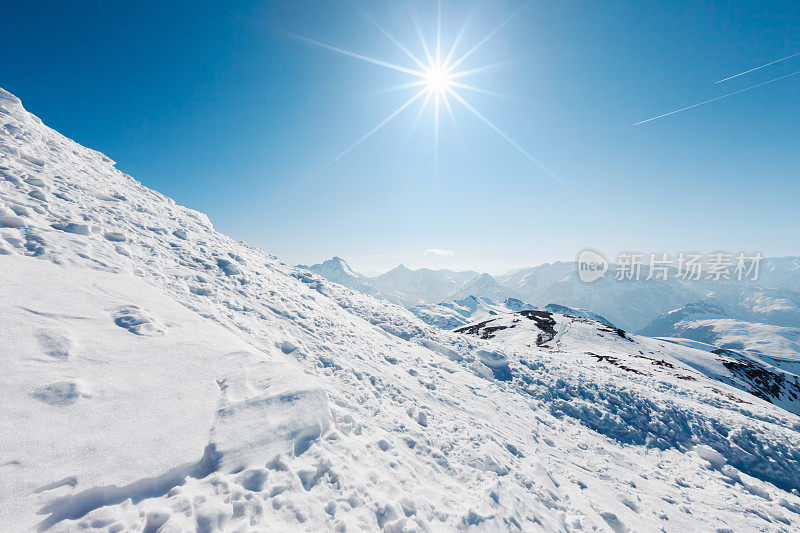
{"left": 300, "top": 256, "right": 378, "bottom": 295}
{"left": 452, "top": 272, "right": 513, "bottom": 301}
{"left": 382, "top": 263, "right": 412, "bottom": 276}
{"left": 304, "top": 255, "right": 360, "bottom": 279}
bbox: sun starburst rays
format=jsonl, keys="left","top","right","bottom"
{"left": 297, "top": 1, "right": 554, "bottom": 184}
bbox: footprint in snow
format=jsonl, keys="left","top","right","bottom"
{"left": 110, "top": 305, "right": 165, "bottom": 336}
{"left": 600, "top": 512, "right": 629, "bottom": 533}
{"left": 29, "top": 380, "right": 89, "bottom": 406}
{"left": 34, "top": 329, "right": 74, "bottom": 359}
{"left": 103, "top": 232, "right": 126, "bottom": 242}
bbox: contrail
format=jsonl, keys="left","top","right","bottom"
{"left": 634, "top": 69, "right": 800, "bottom": 125}
{"left": 716, "top": 52, "right": 800, "bottom": 83}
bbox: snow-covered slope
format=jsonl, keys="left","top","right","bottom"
{"left": 639, "top": 300, "right": 729, "bottom": 336}
{"left": 653, "top": 337, "right": 800, "bottom": 415}
{"left": 724, "top": 287, "right": 800, "bottom": 329}
{"left": 3, "top": 87, "right": 800, "bottom": 532}
{"left": 455, "top": 310, "right": 800, "bottom": 416}
{"left": 542, "top": 303, "right": 615, "bottom": 328}
{"left": 0, "top": 255, "right": 330, "bottom": 530}
{"left": 496, "top": 262, "right": 575, "bottom": 301}
{"left": 641, "top": 302, "right": 800, "bottom": 374}
{"left": 410, "top": 296, "right": 536, "bottom": 330}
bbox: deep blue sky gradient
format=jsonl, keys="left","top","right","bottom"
{"left": 2, "top": 1, "right": 798, "bottom": 274}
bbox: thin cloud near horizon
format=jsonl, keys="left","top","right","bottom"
{"left": 423, "top": 248, "right": 455, "bottom": 257}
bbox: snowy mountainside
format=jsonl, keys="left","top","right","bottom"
{"left": 722, "top": 286, "right": 800, "bottom": 328}
{"left": 638, "top": 300, "right": 729, "bottom": 336}
{"left": 495, "top": 262, "right": 575, "bottom": 301}
{"left": 410, "top": 296, "right": 536, "bottom": 330}
{"left": 1, "top": 255, "right": 330, "bottom": 530}
{"left": 3, "top": 86, "right": 800, "bottom": 532}
{"left": 409, "top": 298, "right": 615, "bottom": 332}
{"left": 654, "top": 337, "right": 800, "bottom": 415}
{"left": 370, "top": 264, "right": 480, "bottom": 307}
{"left": 455, "top": 310, "right": 800, "bottom": 417}
{"left": 641, "top": 302, "right": 800, "bottom": 374}
{"left": 542, "top": 304, "right": 614, "bottom": 327}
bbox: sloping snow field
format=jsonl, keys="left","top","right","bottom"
{"left": 2, "top": 87, "right": 800, "bottom": 532}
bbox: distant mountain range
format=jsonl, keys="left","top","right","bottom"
{"left": 409, "top": 296, "right": 536, "bottom": 330}
{"left": 298, "top": 257, "right": 494, "bottom": 308}
{"left": 301, "top": 256, "right": 800, "bottom": 332}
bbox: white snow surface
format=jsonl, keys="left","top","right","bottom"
{"left": 3, "top": 87, "right": 800, "bottom": 532}
{"left": 640, "top": 301, "right": 800, "bottom": 375}
{"left": 663, "top": 318, "right": 800, "bottom": 372}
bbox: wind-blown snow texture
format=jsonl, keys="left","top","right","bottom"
{"left": 2, "top": 87, "right": 800, "bottom": 532}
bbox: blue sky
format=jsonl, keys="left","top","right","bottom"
{"left": 2, "top": 1, "right": 798, "bottom": 274}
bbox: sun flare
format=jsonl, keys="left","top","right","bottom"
{"left": 423, "top": 64, "right": 452, "bottom": 93}
{"left": 295, "top": 2, "right": 561, "bottom": 184}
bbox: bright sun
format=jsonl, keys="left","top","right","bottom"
{"left": 295, "top": 2, "right": 558, "bottom": 182}
{"left": 423, "top": 65, "right": 452, "bottom": 93}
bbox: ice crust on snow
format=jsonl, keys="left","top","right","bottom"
{"left": 2, "top": 86, "right": 800, "bottom": 531}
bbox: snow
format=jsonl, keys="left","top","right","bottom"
{"left": 455, "top": 311, "right": 800, "bottom": 484}
{"left": 410, "top": 296, "right": 536, "bottom": 330}
{"left": 641, "top": 300, "right": 800, "bottom": 374}
{"left": 0, "top": 255, "right": 327, "bottom": 530}
{"left": 542, "top": 303, "right": 614, "bottom": 327}
{"left": 2, "top": 86, "right": 800, "bottom": 532}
